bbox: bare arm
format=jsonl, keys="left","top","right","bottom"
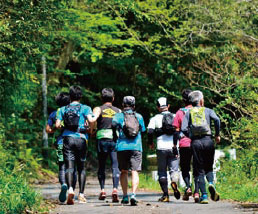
{"left": 46, "top": 124, "right": 55, "bottom": 133}
{"left": 56, "top": 119, "right": 62, "bottom": 129}
{"left": 87, "top": 107, "right": 101, "bottom": 123}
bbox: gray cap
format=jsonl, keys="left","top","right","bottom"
{"left": 123, "top": 96, "right": 135, "bottom": 106}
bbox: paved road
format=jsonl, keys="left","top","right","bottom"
{"left": 38, "top": 178, "right": 256, "bottom": 214}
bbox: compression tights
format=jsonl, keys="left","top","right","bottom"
{"left": 65, "top": 160, "right": 86, "bottom": 193}
{"left": 59, "top": 162, "right": 77, "bottom": 189}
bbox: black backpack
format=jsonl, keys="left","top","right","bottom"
{"left": 123, "top": 112, "right": 140, "bottom": 139}
{"left": 162, "top": 113, "right": 175, "bottom": 135}
{"left": 64, "top": 104, "right": 81, "bottom": 132}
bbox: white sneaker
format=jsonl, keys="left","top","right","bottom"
{"left": 78, "top": 194, "right": 87, "bottom": 203}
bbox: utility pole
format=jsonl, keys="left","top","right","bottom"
{"left": 42, "top": 56, "right": 48, "bottom": 161}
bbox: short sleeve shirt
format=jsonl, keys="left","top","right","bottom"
{"left": 57, "top": 102, "right": 93, "bottom": 140}
{"left": 112, "top": 109, "right": 146, "bottom": 152}
{"left": 147, "top": 111, "right": 174, "bottom": 150}
{"left": 173, "top": 105, "right": 192, "bottom": 147}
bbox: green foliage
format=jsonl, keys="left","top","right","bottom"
{"left": 216, "top": 150, "right": 258, "bottom": 202}
{"left": 0, "top": 0, "right": 257, "bottom": 206}
{"left": 0, "top": 144, "right": 43, "bottom": 213}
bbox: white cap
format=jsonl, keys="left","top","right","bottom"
{"left": 157, "top": 97, "right": 168, "bottom": 108}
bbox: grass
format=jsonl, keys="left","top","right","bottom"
{"left": 0, "top": 169, "right": 46, "bottom": 214}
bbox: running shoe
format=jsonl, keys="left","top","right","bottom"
{"left": 130, "top": 194, "right": 138, "bottom": 206}
{"left": 208, "top": 183, "right": 220, "bottom": 201}
{"left": 98, "top": 192, "right": 106, "bottom": 200}
{"left": 121, "top": 195, "right": 129, "bottom": 204}
{"left": 158, "top": 195, "right": 169, "bottom": 202}
{"left": 171, "top": 182, "right": 181, "bottom": 200}
{"left": 194, "top": 193, "right": 200, "bottom": 203}
{"left": 112, "top": 190, "right": 119, "bottom": 203}
{"left": 182, "top": 187, "right": 192, "bottom": 201}
{"left": 59, "top": 184, "right": 68, "bottom": 203}
{"left": 78, "top": 194, "right": 87, "bottom": 203}
{"left": 67, "top": 192, "right": 75, "bottom": 205}
{"left": 200, "top": 194, "right": 209, "bottom": 204}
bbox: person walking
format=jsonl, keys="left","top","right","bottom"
{"left": 173, "top": 89, "right": 194, "bottom": 201}
{"left": 56, "top": 86, "right": 94, "bottom": 205}
{"left": 182, "top": 90, "right": 220, "bottom": 204}
{"left": 112, "top": 96, "right": 146, "bottom": 206}
{"left": 46, "top": 92, "right": 77, "bottom": 203}
{"left": 147, "top": 97, "right": 180, "bottom": 202}
{"left": 92, "top": 88, "right": 120, "bottom": 202}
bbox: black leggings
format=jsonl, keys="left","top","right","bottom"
{"left": 179, "top": 147, "right": 192, "bottom": 189}
{"left": 58, "top": 161, "right": 77, "bottom": 189}
{"left": 63, "top": 137, "right": 87, "bottom": 194}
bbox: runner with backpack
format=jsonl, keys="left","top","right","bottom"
{"left": 91, "top": 88, "right": 120, "bottom": 202}
{"left": 112, "top": 96, "right": 146, "bottom": 206}
{"left": 182, "top": 90, "right": 221, "bottom": 204}
{"left": 46, "top": 92, "right": 77, "bottom": 203}
{"left": 147, "top": 97, "right": 180, "bottom": 202}
{"left": 56, "top": 86, "right": 94, "bottom": 205}
{"left": 173, "top": 89, "right": 194, "bottom": 201}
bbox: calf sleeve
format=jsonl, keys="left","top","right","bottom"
{"left": 198, "top": 175, "right": 207, "bottom": 195}
{"left": 78, "top": 169, "right": 86, "bottom": 194}
{"left": 159, "top": 177, "right": 168, "bottom": 196}
{"left": 58, "top": 162, "right": 66, "bottom": 185}
{"left": 65, "top": 160, "right": 75, "bottom": 189}
{"left": 112, "top": 168, "right": 120, "bottom": 189}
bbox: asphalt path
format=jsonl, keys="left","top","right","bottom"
{"left": 38, "top": 177, "right": 256, "bottom": 214}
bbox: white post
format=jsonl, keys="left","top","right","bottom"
{"left": 42, "top": 56, "right": 48, "bottom": 158}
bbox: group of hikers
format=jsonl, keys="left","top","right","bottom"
{"left": 46, "top": 85, "right": 221, "bottom": 206}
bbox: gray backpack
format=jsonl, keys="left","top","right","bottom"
{"left": 123, "top": 112, "right": 140, "bottom": 138}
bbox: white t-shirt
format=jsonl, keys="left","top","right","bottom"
{"left": 147, "top": 111, "right": 174, "bottom": 150}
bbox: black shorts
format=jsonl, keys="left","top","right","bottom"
{"left": 63, "top": 136, "right": 87, "bottom": 162}
{"left": 117, "top": 150, "right": 142, "bottom": 171}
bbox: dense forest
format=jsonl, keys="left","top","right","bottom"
{"left": 0, "top": 0, "right": 257, "bottom": 213}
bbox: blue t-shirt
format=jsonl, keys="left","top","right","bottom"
{"left": 112, "top": 109, "right": 146, "bottom": 152}
{"left": 47, "top": 110, "right": 63, "bottom": 145}
{"left": 57, "top": 102, "right": 93, "bottom": 140}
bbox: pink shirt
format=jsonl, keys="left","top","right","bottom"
{"left": 173, "top": 105, "right": 192, "bottom": 148}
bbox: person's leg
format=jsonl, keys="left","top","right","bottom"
{"left": 191, "top": 138, "right": 206, "bottom": 203}
{"left": 203, "top": 136, "right": 219, "bottom": 201}
{"left": 193, "top": 138, "right": 208, "bottom": 203}
{"left": 58, "top": 161, "right": 68, "bottom": 203}
{"left": 157, "top": 150, "right": 169, "bottom": 199}
{"left": 58, "top": 161, "right": 66, "bottom": 185}
{"left": 72, "top": 166, "right": 77, "bottom": 190}
{"left": 179, "top": 147, "right": 192, "bottom": 189}
{"left": 168, "top": 151, "right": 180, "bottom": 200}
{"left": 75, "top": 138, "right": 87, "bottom": 203}
{"left": 117, "top": 151, "right": 129, "bottom": 204}
{"left": 203, "top": 137, "right": 215, "bottom": 183}
{"left": 110, "top": 150, "right": 120, "bottom": 202}
{"left": 110, "top": 151, "right": 120, "bottom": 189}
{"left": 120, "top": 170, "right": 129, "bottom": 199}
{"left": 97, "top": 151, "right": 108, "bottom": 191}
{"left": 63, "top": 137, "right": 75, "bottom": 191}
{"left": 131, "top": 170, "right": 139, "bottom": 194}
{"left": 130, "top": 151, "right": 142, "bottom": 206}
